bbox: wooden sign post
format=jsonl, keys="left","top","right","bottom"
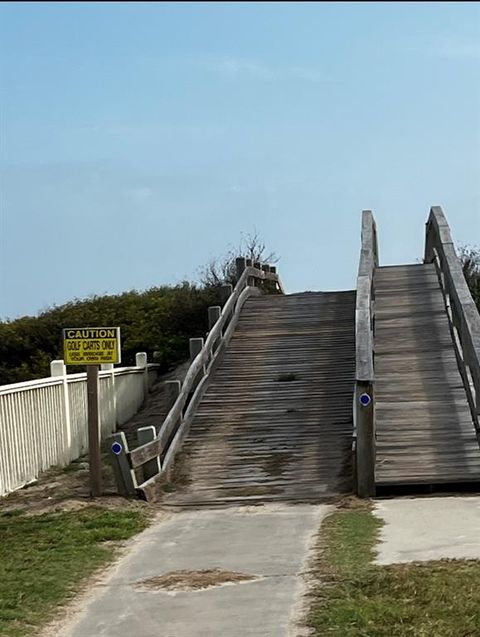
{"left": 63, "top": 327, "right": 121, "bottom": 497}
{"left": 86, "top": 365, "right": 102, "bottom": 496}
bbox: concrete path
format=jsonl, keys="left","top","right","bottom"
{"left": 54, "top": 504, "right": 330, "bottom": 637}
{"left": 374, "top": 496, "right": 480, "bottom": 564}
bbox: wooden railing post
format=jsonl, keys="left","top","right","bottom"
{"left": 208, "top": 306, "right": 222, "bottom": 354}
{"left": 108, "top": 431, "right": 136, "bottom": 496}
{"left": 355, "top": 382, "right": 375, "bottom": 497}
{"left": 236, "top": 257, "right": 246, "bottom": 282}
{"left": 189, "top": 338, "right": 205, "bottom": 390}
{"left": 208, "top": 306, "right": 222, "bottom": 330}
{"left": 220, "top": 284, "right": 233, "bottom": 305}
{"left": 189, "top": 337, "right": 204, "bottom": 363}
{"left": 165, "top": 380, "right": 181, "bottom": 411}
{"left": 245, "top": 258, "right": 254, "bottom": 286}
{"left": 137, "top": 425, "right": 160, "bottom": 482}
{"left": 355, "top": 210, "right": 377, "bottom": 498}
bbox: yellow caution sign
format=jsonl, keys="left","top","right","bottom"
{"left": 62, "top": 327, "right": 121, "bottom": 365}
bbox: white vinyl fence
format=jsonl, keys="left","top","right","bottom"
{"left": 0, "top": 353, "right": 159, "bottom": 497}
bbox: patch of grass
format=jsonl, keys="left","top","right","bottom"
{"left": 307, "top": 507, "right": 480, "bottom": 637}
{"left": 276, "top": 372, "right": 298, "bottom": 382}
{"left": 0, "top": 506, "right": 149, "bottom": 637}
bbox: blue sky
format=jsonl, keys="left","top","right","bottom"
{"left": 1, "top": 2, "right": 479, "bottom": 318}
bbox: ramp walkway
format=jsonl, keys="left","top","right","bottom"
{"left": 164, "top": 291, "right": 355, "bottom": 505}
{"left": 110, "top": 206, "right": 480, "bottom": 501}
{"left": 374, "top": 263, "right": 480, "bottom": 485}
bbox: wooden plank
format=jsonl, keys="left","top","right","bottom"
{"left": 374, "top": 261, "right": 480, "bottom": 486}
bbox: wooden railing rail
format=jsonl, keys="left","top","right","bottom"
{"left": 355, "top": 210, "right": 378, "bottom": 497}
{"left": 425, "top": 206, "right": 480, "bottom": 433}
{"left": 109, "top": 260, "right": 284, "bottom": 499}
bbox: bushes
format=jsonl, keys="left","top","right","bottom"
{"left": 459, "top": 245, "right": 480, "bottom": 311}
{"left": 0, "top": 283, "right": 221, "bottom": 385}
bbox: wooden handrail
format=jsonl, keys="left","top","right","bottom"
{"left": 355, "top": 209, "right": 378, "bottom": 497}
{"left": 356, "top": 210, "right": 378, "bottom": 382}
{"left": 111, "top": 261, "right": 284, "bottom": 498}
{"left": 425, "top": 206, "right": 480, "bottom": 430}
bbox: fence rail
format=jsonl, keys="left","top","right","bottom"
{"left": 425, "top": 206, "right": 480, "bottom": 433}
{"left": 0, "top": 354, "right": 159, "bottom": 496}
{"left": 110, "top": 260, "right": 283, "bottom": 500}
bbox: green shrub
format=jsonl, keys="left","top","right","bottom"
{"left": 0, "top": 283, "right": 221, "bottom": 385}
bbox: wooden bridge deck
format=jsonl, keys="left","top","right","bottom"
{"left": 165, "top": 291, "right": 355, "bottom": 505}
{"left": 374, "top": 263, "right": 480, "bottom": 486}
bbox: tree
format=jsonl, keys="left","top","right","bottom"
{"left": 198, "top": 231, "right": 279, "bottom": 288}
{"left": 459, "top": 245, "right": 480, "bottom": 311}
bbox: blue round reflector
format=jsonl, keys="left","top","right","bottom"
{"left": 359, "top": 393, "right": 372, "bottom": 407}
{"left": 111, "top": 441, "right": 123, "bottom": 455}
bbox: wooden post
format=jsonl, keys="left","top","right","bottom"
{"left": 165, "top": 380, "right": 181, "bottom": 411}
{"left": 208, "top": 306, "right": 222, "bottom": 353}
{"left": 87, "top": 365, "right": 102, "bottom": 496}
{"left": 189, "top": 337, "right": 204, "bottom": 362}
{"left": 235, "top": 257, "right": 246, "bottom": 282}
{"left": 245, "top": 259, "right": 254, "bottom": 286}
{"left": 355, "top": 381, "right": 375, "bottom": 497}
{"left": 208, "top": 306, "right": 221, "bottom": 330}
{"left": 108, "top": 431, "right": 136, "bottom": 496}
{"left": 189, "top": 338, "right": 205, "bottom": 390}
{"left": 137, "top": 426, "right": 160, "bottom": 482}
{"left": 220, "top": 284, "right": 233, "bottom": 305}
{"left": 165, "top": 380, "right": 182, "bottom": 439}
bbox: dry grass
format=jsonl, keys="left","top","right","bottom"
{"left": 136, "top": 569, "right": 256, "bottom": 592}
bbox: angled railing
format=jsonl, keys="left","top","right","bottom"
{"left": 425, "top": 206, "right": 480, "bottom": 434}
{"left": 354, "top": 210, "right": 378, "bottom": 497}
{"left": 109, "top": 259, "right": 284, "bottom": 500}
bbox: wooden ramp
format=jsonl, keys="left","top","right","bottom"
{"left": 374, "top": 263, "right": 480, "bottom": 486}
{"left": 164, "top": 291, "right": 355, "bottom": 505}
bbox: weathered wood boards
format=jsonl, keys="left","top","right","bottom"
{"left": 163, "top": 291, "right": 356, "bottom": 506}
{"left": 109, "top": 262, "right": 282, "bottom": 499}
{"left": 374, "top": 263, "right": 480, "bottom": 486}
